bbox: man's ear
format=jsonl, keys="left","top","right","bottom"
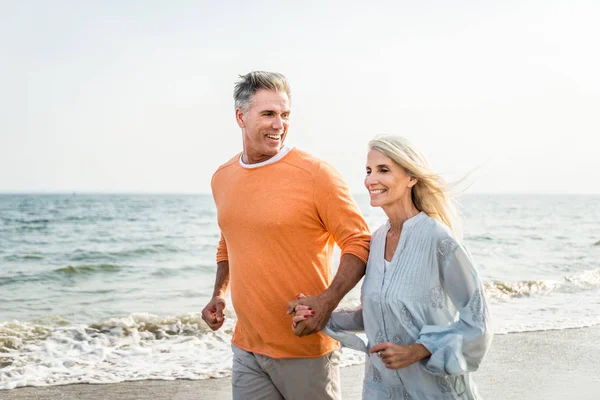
{"left": 235, "top": 108, "right": 245, "bottom": 128}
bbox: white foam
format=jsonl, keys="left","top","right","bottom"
{"left": 485, "top": 268, "right": 600, "bottom": 300}
{"left": 2, "top": 278, "right": 600, "bottom": 390}
{"left": 0, "top": 313, "right": 235, "bottom": 390}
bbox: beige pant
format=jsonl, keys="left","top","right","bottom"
{"left": 231, "top": 344, "right": 341, "bottom": 400}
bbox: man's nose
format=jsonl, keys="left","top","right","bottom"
{"left": 272, "top": 115, "right": 284, "bottom": 129}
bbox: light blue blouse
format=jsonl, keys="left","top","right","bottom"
{"left": 324, "top": 212, "right": 492, "bottom": 399}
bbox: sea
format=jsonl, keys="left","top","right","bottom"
{"left": 1, "top": 193, "right": 599, "bottom": 390}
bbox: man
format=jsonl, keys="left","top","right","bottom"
{"left": 201, "top": 71, "right": 370, "bottom": 400}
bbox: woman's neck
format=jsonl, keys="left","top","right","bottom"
{"left": 384, "top": 200, "right": 420, "bottom": 233}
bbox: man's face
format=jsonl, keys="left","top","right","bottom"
{"left": 236, "top": 89, "right": 290, "bottom": 164}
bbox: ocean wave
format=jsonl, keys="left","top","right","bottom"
{"left": 54, "top": 264, "right": 123, "bottom": 276}
{"left": 150, "top": 264, "right": 214, "bottom": 278}
{"left": 0, "top": 313, "right": 236, "bottom": 390}
{"left": 0, "top": 264, "right": 127, "bottom": 287}
{"left": 2, "top": 254, "right": 44, "bottom": 262}
{"left": 66, "top": 244, "right": 184, "bottom": 262}
{"left": 131, "top": 244, "right": 183, "bottom": 255}
{"left": 1, "top": 218, "right": 51, "bottom": 225}
{"left": 485, "top": 268, "right": 600, "bottom": 300}
{"left": 464, "top": 234, "right": 495, "bottom": 242}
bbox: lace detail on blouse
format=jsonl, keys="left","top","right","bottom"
{"left": 399, "top": 304, "right": 415, "bottom": 328}
{"left": 436, "top": 238, "right": 456, "bottom": 262}
{"left": 372, "top": 365, "right": 382, "bottom": 383}
{"left": 470, "top": 289, "right": 485, "bottom": 323}
{"left": 436, "top": 375, "right": 452, "bottom": 393}
{"left": 375, "top": 330, "right": 386, "bottom": 344}
{"left": 430, "top": 285, "right": 445, "bottom": 309}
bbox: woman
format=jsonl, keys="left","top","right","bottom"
{"left": 293, "top": 136, "right": 492, "bottom": 399}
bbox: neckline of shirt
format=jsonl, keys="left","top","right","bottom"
{"left": 238, "top": 146, "right": 294, "bottom": 169}
{"left": 385, "top": 211, "right": 427, "bottom": 230}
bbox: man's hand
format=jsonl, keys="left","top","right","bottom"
{"left": 287, "top": 293, "right": 335, "bottom": 336}
{"left": 201, "top": 296, "right": 227, "bottom": 331}
{"left": 369, "top": 342, "right": 431, "bottom": 369}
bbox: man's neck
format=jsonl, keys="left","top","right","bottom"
{"left": 242, "top": 152, "right": 276, "bottom": 164}
{"left": 239, "top": 146, "right": 292, "bottom": 169}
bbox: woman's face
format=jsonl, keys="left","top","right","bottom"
{"left": 364, "top": 148, "right": 415, "bottom": 208}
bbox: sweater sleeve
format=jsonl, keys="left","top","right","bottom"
{"left": 215, "top": 232, "right": 228, "bottom": 263}
{"left": 313, "top": 161, "right": 370, "bottom": 264}
{"left": 416, "top": 235, "right": 493, "bottom": 376}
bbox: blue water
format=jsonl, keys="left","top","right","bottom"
{"left": 1, "top": 193, "right": 599, "bottom": 389}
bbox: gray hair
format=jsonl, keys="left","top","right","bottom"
{"left": 234, "top": 71, "right": 291, "bottom": 112}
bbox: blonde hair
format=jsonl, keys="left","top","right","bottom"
{"left": 234, "top": 71, "right": 291, "bottom": 112}
{"left": 368, "top": 135, "right": 463, "bottom": 239}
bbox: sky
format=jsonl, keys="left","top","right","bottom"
{"left": 1, "top": 0, "right": 599, "bottom": 194}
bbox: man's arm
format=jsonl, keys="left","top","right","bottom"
{"left": 288, "top": 253, "right": 366, "bottom": 336}
{"left": 288, "top": 161, "right": 370, "bottom": 336}
{"left": 201, "top": 260, "right": 230, "bottom": 331}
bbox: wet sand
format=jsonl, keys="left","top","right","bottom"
{"left": 3, "top": 325, "right": 600, "bottom": 399}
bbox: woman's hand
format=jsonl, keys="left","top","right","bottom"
{"left": 290, "top": 293, "right": 315, "bottom": 335}
{"left": 369, "top": 343, "right": 431, "bottom": 369}
{"left": 291, "top": 305, "right": 315, "bottom": 333}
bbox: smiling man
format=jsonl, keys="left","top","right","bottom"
{"left": 201, "top": 71, "right": 371, "bottom": 400}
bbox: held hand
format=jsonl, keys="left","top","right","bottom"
{"left": 369, "top": 342, "right": 431, "bottom": 369}
{"left": 201, "top": 296, "right": 226, "bottom": 331}
{"left": 287, "top": 293, "right": 335, "bottom": 337}
{"left": 291, "top": 305, "right": 314, "bottom": 328}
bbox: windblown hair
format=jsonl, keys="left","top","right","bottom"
{"left": 369, "top": 136, "right": 463, "bottom": 239}
{"left": 234, "top": 71, "right": 291, "bottom": 112}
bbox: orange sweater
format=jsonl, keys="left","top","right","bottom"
{"left": 211, "top": 148, "right": 370, "bottom": 358}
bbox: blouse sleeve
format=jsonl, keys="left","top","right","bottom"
{"left": 322, "top": 306, "right": 369, "bottom": 353}
{"left": 416, "top": 236, "right": 493, "bottom": 375}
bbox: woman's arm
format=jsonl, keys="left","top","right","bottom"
{"left": 416, "top": 235, "right": 493, "bottom": 375}
{"left": 292, "top": 303, "right": 368, "bottom": 353}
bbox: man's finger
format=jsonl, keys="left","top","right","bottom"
{"left": 298, "top": 318, "right": 319, "bottom": 336}
{"left": 201, "top": 309, "right": 215, "bottom": 323}
{"left": 297, "top": 321, "right": 310, "bottom": 336}
{"left": 287, "top": 299, "right": 301, "bottom": 314}
{"left": 215, "top": 302, "right": 225, "bottom": 322}
{"left": 292, "top": 314, "right": 308, "bottom": 324}
{"left": 293, "top": 319, "right": 307, "bottom": 336}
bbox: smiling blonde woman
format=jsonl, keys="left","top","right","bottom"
{"left": 293, "top": 136, "right": 493, "bottom": 399}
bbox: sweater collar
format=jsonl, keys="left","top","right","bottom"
{"left": 238, "top": 146, "right": 293, "bottom": 169}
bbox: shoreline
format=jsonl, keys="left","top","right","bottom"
{"left": 3, "top": 325, "right": 600, "bottom": 399}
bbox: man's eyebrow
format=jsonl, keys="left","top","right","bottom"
{"left": 259, "top": 108, "right": 290, "bottom": 114}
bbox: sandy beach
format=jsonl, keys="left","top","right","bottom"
{"left": 3, "top": 325, "right": 599, "bottom": 400}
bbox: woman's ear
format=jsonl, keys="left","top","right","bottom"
{"left": 408, "top": 177, "right": 418, "bottom": 188}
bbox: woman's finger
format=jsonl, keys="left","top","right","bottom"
{"left": 292, "top": 314, "right": 310, "bottom": 323}
{"left": 294, "top": 305, "right": 312, "bottom": 312}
